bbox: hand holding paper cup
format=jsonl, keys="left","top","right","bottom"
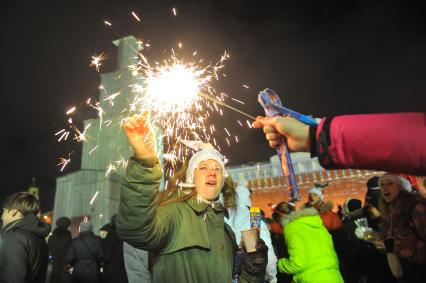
{"left": 241, "top": 228, "right": 258, "bottom": 253}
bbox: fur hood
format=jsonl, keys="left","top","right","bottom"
{"left": 318, "top": 201, "right": 334, "bottom": 213}
{"left": 281, "top": 207, "right": 319, "bottom": 228}
{"left": 302, "top": 201, "right": 334, "bottom": 213}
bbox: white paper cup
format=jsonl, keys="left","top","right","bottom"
{"left": 241, "top": 228, "right": 258, "bottom": 253}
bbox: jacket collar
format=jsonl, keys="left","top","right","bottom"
{"left": 281, "top": 207, "right": 319, "bottom": 228}
{"left": 3, "top": 213, "right": 50, "bottom": 237}
{"left": 3, "top": 218, "right": 20, "bottom": 232}
{"left": 185, "top": 197, "right": 226, "bottom": 216}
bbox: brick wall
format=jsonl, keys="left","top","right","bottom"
{"left": 247, "top": 169, "right": 380, "bottom": 217}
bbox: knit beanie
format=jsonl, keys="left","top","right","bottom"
{"left": 343, "top": 198, "right": 362, "bottom": 214}
{"left": 308, "top": 187, "right": 324, "bottom": 201}
{"left": 185, "top": 148, "right": 226, "bottom": 187}
{"left": 56, "top": 217, "right": 71, "bottom": 230}
{"left": 79, "top": 219, "right": 92, "bottom": 233}
{"left": 367, "top": 176, "right": 380, "bottom": 191}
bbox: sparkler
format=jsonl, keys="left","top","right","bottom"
{"left": 198, "top": 92, "right": 256, "bottom": 120}
{"left": 57, "top": 8, "right": 258, "bottom": 175}
{"left": 128, "top": 54, "right": 218, "bottom": 164}
{"left": 128, "top": 49, "right": 257, "bottom": 167}
{"left": 58, "top": 48, "right": 256, "bottom": 173}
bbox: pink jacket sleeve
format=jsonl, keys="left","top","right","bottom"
{"left": 316, "top": 113, "right": 426, "bottom": 175}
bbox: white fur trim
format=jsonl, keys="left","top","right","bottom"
{"left": 380, "top": 174, "right": 412, "bottom": 193}
{"left": 308, "top": 187, "right": 324, "bottom": 201}
{"left": 281, "top": 207, "right": 319, "bottom": 228}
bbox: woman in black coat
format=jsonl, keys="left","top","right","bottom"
{"left": 48, "top": 217, "right": 73, "bottom": 283}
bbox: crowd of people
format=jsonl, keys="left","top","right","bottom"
{"left": 0, "top": 111, "right": 425, "bottom": 283}
{"left": 267, "top": 174, "right": 426, "bottom": 283}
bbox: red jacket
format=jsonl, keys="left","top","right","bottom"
{"left": 314, "top": 202, "right": 343, "bottom": 231}
{"left": 315, "top": 113, "right": 426, "bottom": 175}
{"left": 320, "top": 211, "right": 343, "bottom": 231}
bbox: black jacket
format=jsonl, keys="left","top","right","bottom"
{"left": 48, "top": 227, "right": 73, "bottom": 283}
{"left": 66, "top": 231, "right": 103, "bottom": 283}
{"left": 0, "top": 214, "right": 50, "bottom": 283}
{"left": 101, "top": 225, "right": 128, "bottom": 283}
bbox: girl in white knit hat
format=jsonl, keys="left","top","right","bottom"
{"left": 116, "top": 113, "right": 268, "bottom": 283}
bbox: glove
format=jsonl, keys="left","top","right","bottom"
{"left": 242, "top": 238, "right": 268, "bottom": 275}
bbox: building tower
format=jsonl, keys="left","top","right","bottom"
{"left": 54, "top": 36, "right": 163, "bottom": 236}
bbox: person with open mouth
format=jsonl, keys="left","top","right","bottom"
{"left": 115, "top": 113, "right": 268, "bottom": 283}
{"left": 377, "top": 173, "right": 426, "bottom": 282}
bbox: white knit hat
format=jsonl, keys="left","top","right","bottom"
{"left": 379, "top": 173, "right": 412, "bottom": 193}
{"left": 308, "top": 187, "right": 324, "bottom": 201}
{"left": 182, "top": 140, "right": 227, "bottom": 188}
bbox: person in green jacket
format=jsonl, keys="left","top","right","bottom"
{"left": 116, "top": 113, "right": 267, "bottom": 283}
{"left": 277, "top": 205, "right": 344, "bottom": 283}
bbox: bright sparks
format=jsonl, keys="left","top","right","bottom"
{"left": 90, "top": 191, "right": 100, "bottom": 205}
{"left": 126, "top": 50, "right": 233, "bottom": 164}
{"left": 58, "top": 157, "right": 71, "bottom": 172}
{"left": 131, "top": 11, "right": 141, "bottom": 22}
{"left": 144, "top": 63, "right": 205, "bottom": 113}
{"left": 56, "top": 29, "right": 249, "bottom": 177}
{"left": 66, "top": 107, "right": 76, "bottom": 115}
{"left": 90, "top": 52, "right": 106, "bottom": 72}
{"left": 58, "top": 10, "right": 252, "bottom": 174}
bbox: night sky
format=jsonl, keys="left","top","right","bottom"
{"left": 2, "top": 0, "right": 426, "bottom": 212}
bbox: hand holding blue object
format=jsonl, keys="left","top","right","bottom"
{"left": 258, "top": 88, "right": 318, "bottom": 202}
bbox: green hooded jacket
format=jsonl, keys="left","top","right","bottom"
{"left": 277, "top": 207, "right": 344, "bottom": 283}
{"left": 117, "top": 157, "right": 264, "bottom": 283}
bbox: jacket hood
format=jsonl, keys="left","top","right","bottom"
{"left": 6, "top": 213, "right": 50, "bottom": 238}
{"left": 236, "top": 186, "right": 252, "bottom": 208}
{"left": 281, "top": 207, "right": 321, "bottom": 228}
{"left": 318, "top": 201, "right": 334, "bottom": 213}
